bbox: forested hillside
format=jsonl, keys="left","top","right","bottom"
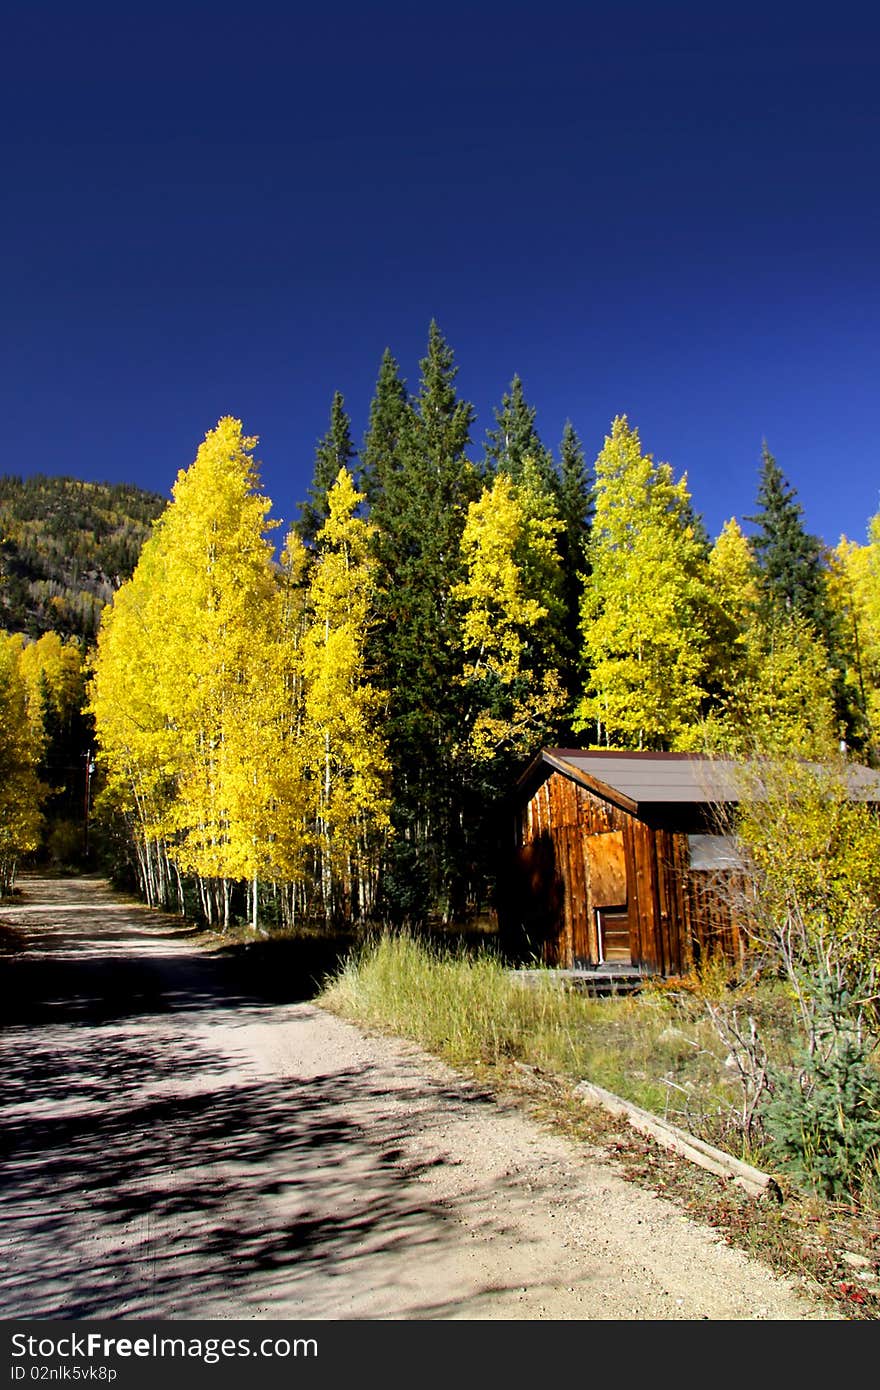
{"left": 0, "top": 475, "right": 167, "bottom": 640}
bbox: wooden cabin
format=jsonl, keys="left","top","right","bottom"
{"left": 504, "top": 749, "right": 849, "bottom": 977}
{"left": 503, "top": 749, "right": 742, "bottom": 975}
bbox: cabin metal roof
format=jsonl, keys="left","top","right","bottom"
{"left": 517, "top": 749, "right": 880, "bottom": 816}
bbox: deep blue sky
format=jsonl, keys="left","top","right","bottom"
{"left": 3, "top": 2, "right": 879, "bottom": 548}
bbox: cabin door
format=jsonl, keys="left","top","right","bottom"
{"left": 586, "top": 832, "right": 631, "bottom": 965}
{"left": 596, "top": 907, "right": 632, "bottom": 964}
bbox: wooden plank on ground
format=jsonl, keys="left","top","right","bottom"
{"left": 573, "top": 1079, "right": 781, "bottom": 1200}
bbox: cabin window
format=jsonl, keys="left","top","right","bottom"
{"left": 687, "top": 834, "right": 743, "bottom": 871}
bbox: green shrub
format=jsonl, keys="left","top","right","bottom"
{"left": 761, "top": 1025, "right": 880, "bottom": 1198}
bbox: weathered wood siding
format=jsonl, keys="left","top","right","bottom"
{"left": 512, "top": 769, "right": 742, "bottom": 974}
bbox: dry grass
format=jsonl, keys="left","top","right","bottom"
{"left": 320, "top": 930, "right": 880, "bottom": 1318}
{"left": 321, "top": 932, "right": 788, "bottom": 1154}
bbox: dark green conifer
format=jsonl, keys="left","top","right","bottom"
{"left": 359, "top": 349, "right": 409, "bottom": 507}
{"left": 295, "top": 391, "right": 357, "bottom": 544}
{"left": 368, "top": 322, "right": 480, "bottom": 923}
{"left": 556, "top": 421, "right": 593, "bottom": 709}
{"left": 747, "top": 442, "right": 852, "bottom": 739}
{"left": 747, "top": 443, "right": 832, "bottom": 638}
{"left": 485, "top": 374, "right": 558, "bottom": 496}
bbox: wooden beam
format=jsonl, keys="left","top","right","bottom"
{"left": 573, "top": 1079, "right": 781, "bottom": 1200}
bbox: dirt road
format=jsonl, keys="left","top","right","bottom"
{"left": 0, "top": 876, "right": 830, "bottom": 1320}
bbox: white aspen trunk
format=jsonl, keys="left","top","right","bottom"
{"left": 198, "top": 876, "right": 211, "bottom": 926}
{"left": 251, "top": 874, "right": 258, "bottom": 933}
{"left": 147, "top": 840, "right": 160, "bottom": 907}
{"left": 157, "top": 847, "right": 168, "bottom": 908}
{"left": 141, "top": 840, "right": 152, "bottom": 907}
{"left": 136, "top": 841, "right": 150, "bottom": 905}
{"left": 174, "top": 862, "right": 186, "bottom": 916}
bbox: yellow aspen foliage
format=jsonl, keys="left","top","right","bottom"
{"left": 90, "top": 418, "right": 307, "bottom": 919}
{"left": 89, "top": 507, "right": 197, "bottom": 907}
{"left": 15, "top": 631, "right": 87, "bottom": 743}
{"left": 457, "top": 473, "right": 549, "bottom": 683}
{"left": 684, "top": 517, "right": 761, "bottom": 749}
{"left": 709, "top": 517, "right": 762, "bottom": 614}
{"left": 829, "top": 530, "right": 880, "bottom": 753}
{"left": 735, "top": 613, "right": 837, "bottom": 757}
{"left": 156, "top": 420, "right": 300, "bottom": 888}
{"left": 0, "top": 634, "right": 44, "bottom": 891}
{"left": 455, "top": 470, "right": 566, "bottom": 761}
{"left": 682, "top": 518, "right": 837, "bottom": 756}
{"left": 302, "top": 468, "right": 390, "bottom": 920}
{"left": 576, "top": 416, "right": 711, "bottom": 749}
{"left": 91, "top": 511, "right": 184, "bottom": 821}
{"left": 734, "top": 757, "right": 880, "bottom": 985}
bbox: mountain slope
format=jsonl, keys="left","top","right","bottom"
{"left": 0, "top": 474, "right": 167, "bottom": 640}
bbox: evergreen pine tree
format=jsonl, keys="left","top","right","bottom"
{"left": 556, "top": 421, "right": 593, "bottom": 710}
{"left": 747, "top": 444, "right": 830, "bottom": 634}
{"left": 358, "top": 349, "right": 409, "bottom": 507}
{"left": 296, "top": 391, "right": 356, "bottom": 544}
{"left": 368, "top": 322, "right": 480, "bottom": 922}
{"left": 747, "top": 442, "right": 848, "bottom": 736}
{"left": 485, "top": 374, "right": 558, "bottom": 496}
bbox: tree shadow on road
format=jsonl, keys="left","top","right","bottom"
{"left": 0, "top": 1021, "right": 519, "bottom": 1320}
{"left": 0, "top": 935, "right": 353, "bottom": 1026}
{"left": 0, "top": 885, "right": 567, "bottom": 1321}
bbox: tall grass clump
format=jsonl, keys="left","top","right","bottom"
{"left": 320, "top": 931, "right": 734, "bottom": 1120}
{"left": 321, "top": 930, "right": 567, "bottom": 1068}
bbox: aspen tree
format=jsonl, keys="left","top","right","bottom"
{"left": 0, "top": 635, "right": 44, "bottom": 893}
{"left": 829, "top": 525, "right": 880, "bottom": 756}
{"left": 455, "top": 470, "right": 566, "bottom": 761}
{"left": 89, "top": 533, "right": 182, "bottom": 906}
{"left": 156, "top": 419, "right": 288, "bottom": 924}
{"left": 10, "top": 630, "right": 92, "bottom": 854}
{"left": 91, "top": 418, "right": 297, "bottom": 928}
{"left": 703, "top": 518, "right": 762, "bottom": 716}
{"left": 302, "top": 468, "right": 390, "bottom": 923}
{"left": 15, "top": 631, "right": 85, "bottom": 738}
{"left": 684, "top": 518, "right": 837, "bottom": 756}
{"left": 576, "top": 416, "right": 711, "bottom": 749}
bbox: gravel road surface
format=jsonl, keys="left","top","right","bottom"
{"left": 0, "top": 876, "right": 830, "bottom": 1320}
